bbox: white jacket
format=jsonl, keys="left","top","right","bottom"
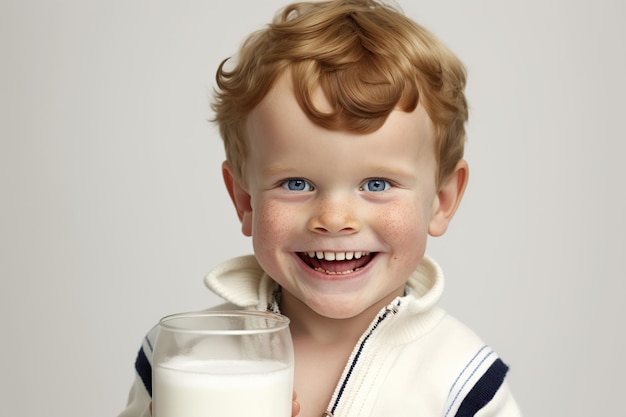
{"left": 119, "top": 255, "right": 522, "bottom": 417}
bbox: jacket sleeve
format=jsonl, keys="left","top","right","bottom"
{"left": 117, "top": 326, "right": 159, "bottom": 417}
{"left": 117, "top": 374, "right": 151, "bottom": 417}
{"left": 475, "top": 380, "right": 523, "bottom": 417}
{"left": 442, "top": 343, "right": 523, "bottom": 417}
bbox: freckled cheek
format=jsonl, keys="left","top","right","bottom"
{"left": 251, "top": 201, "right": 298, "bottom": 248}
{"left": 375, "top": 202, "right": 428, "bottom": 255}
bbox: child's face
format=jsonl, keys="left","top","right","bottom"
{"left": 225, "top": 74, "right": 459, "bottom": 320}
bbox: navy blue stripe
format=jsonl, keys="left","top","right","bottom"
{"left": 134, "top": 347, "right": 153, "bottom": 397}
{"left": 454, "top": 358, "right": 508, "bottom": 417}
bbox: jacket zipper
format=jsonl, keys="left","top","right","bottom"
{"left": 322, "top": 300, "right": 401, "bottom": 417}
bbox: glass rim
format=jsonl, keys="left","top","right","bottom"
{"left": 158, "top": 310, "right": 290, "bottom": 335}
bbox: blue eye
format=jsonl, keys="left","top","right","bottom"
{"left": 361, "top": 179, "right": 390, "bottom": 192}
{"left": 282, "top": 179, "right": 314, "bottom": 191}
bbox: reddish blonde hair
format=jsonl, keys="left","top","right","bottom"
{"left": 212, "top": 0, "right": 468, "bottom": 187}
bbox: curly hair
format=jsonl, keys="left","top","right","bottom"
{"left": 212, "top": 0, "right": 468, "bottom": 187}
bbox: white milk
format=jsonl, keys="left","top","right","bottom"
{"left": 153, "top": 357, "right": 292, "bottom": 417}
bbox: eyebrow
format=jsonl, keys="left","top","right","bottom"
{"left": 259, "top": 164, "right": 300, "bottom": 178}
{"left": 361, "top": 165, "right": 418, "bottom": 181}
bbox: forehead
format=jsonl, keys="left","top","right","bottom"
{"left": 246, "top": 72, "right": 435, "bottom": 145}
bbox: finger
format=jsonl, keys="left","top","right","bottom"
{"left": 292, "top": 391, "right": 300, "bottom": 417}
{"left": 292, "top": 399, "right": 301, "bottom": 417}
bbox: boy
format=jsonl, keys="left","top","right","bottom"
{"left": 120, "top": 1, "right": 522, "bottom": 416}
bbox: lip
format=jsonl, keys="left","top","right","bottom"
{"left": 294, "top": 251, "right": 378, "bottom": 280}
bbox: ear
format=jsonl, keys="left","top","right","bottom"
{"left": 222, "top": 161, "right": 253, "bottom": 237}
{"left": 428, "top": 159, "right": 469, "bottom": 237}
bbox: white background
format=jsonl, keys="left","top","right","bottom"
{"left": 1, "top": 1, "right": 624, "bottom": 416}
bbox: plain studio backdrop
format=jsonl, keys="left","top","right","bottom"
{"left": 1, "top": 0, "right": 624, "bottom": 416}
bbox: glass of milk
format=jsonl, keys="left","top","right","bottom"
{"left": 152, "top": 310, "right": 293, "bottom": 417}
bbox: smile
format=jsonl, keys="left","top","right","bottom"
{"left": 298, "top": 251, "right": 375, "bottom": 275}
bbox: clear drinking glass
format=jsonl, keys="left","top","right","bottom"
{"left": 152, "top": 310, "right": 294, "bottom": 417}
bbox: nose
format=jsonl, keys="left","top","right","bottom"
{"left": 307, "top": 197, "right": 361, "bottom": 235}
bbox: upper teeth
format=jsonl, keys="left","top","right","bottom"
{"left": 306, "top": 251, "right": 369, "bottom": 261}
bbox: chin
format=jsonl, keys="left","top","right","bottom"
{"left": 306, "top": 295, "right": 381, "bottom": 321}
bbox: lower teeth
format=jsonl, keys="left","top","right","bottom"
{"left": 315, "top": 267, "right": 359, "bottom": 275}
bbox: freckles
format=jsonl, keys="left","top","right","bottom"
{"left": 375, "top": 201, "right": 427, "bottom": 264}
{"left": 377, "top": 203, "right": 422, "bottom": 237}
{"left": 255, "top": 202, "right": 293, "bottom": 238}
